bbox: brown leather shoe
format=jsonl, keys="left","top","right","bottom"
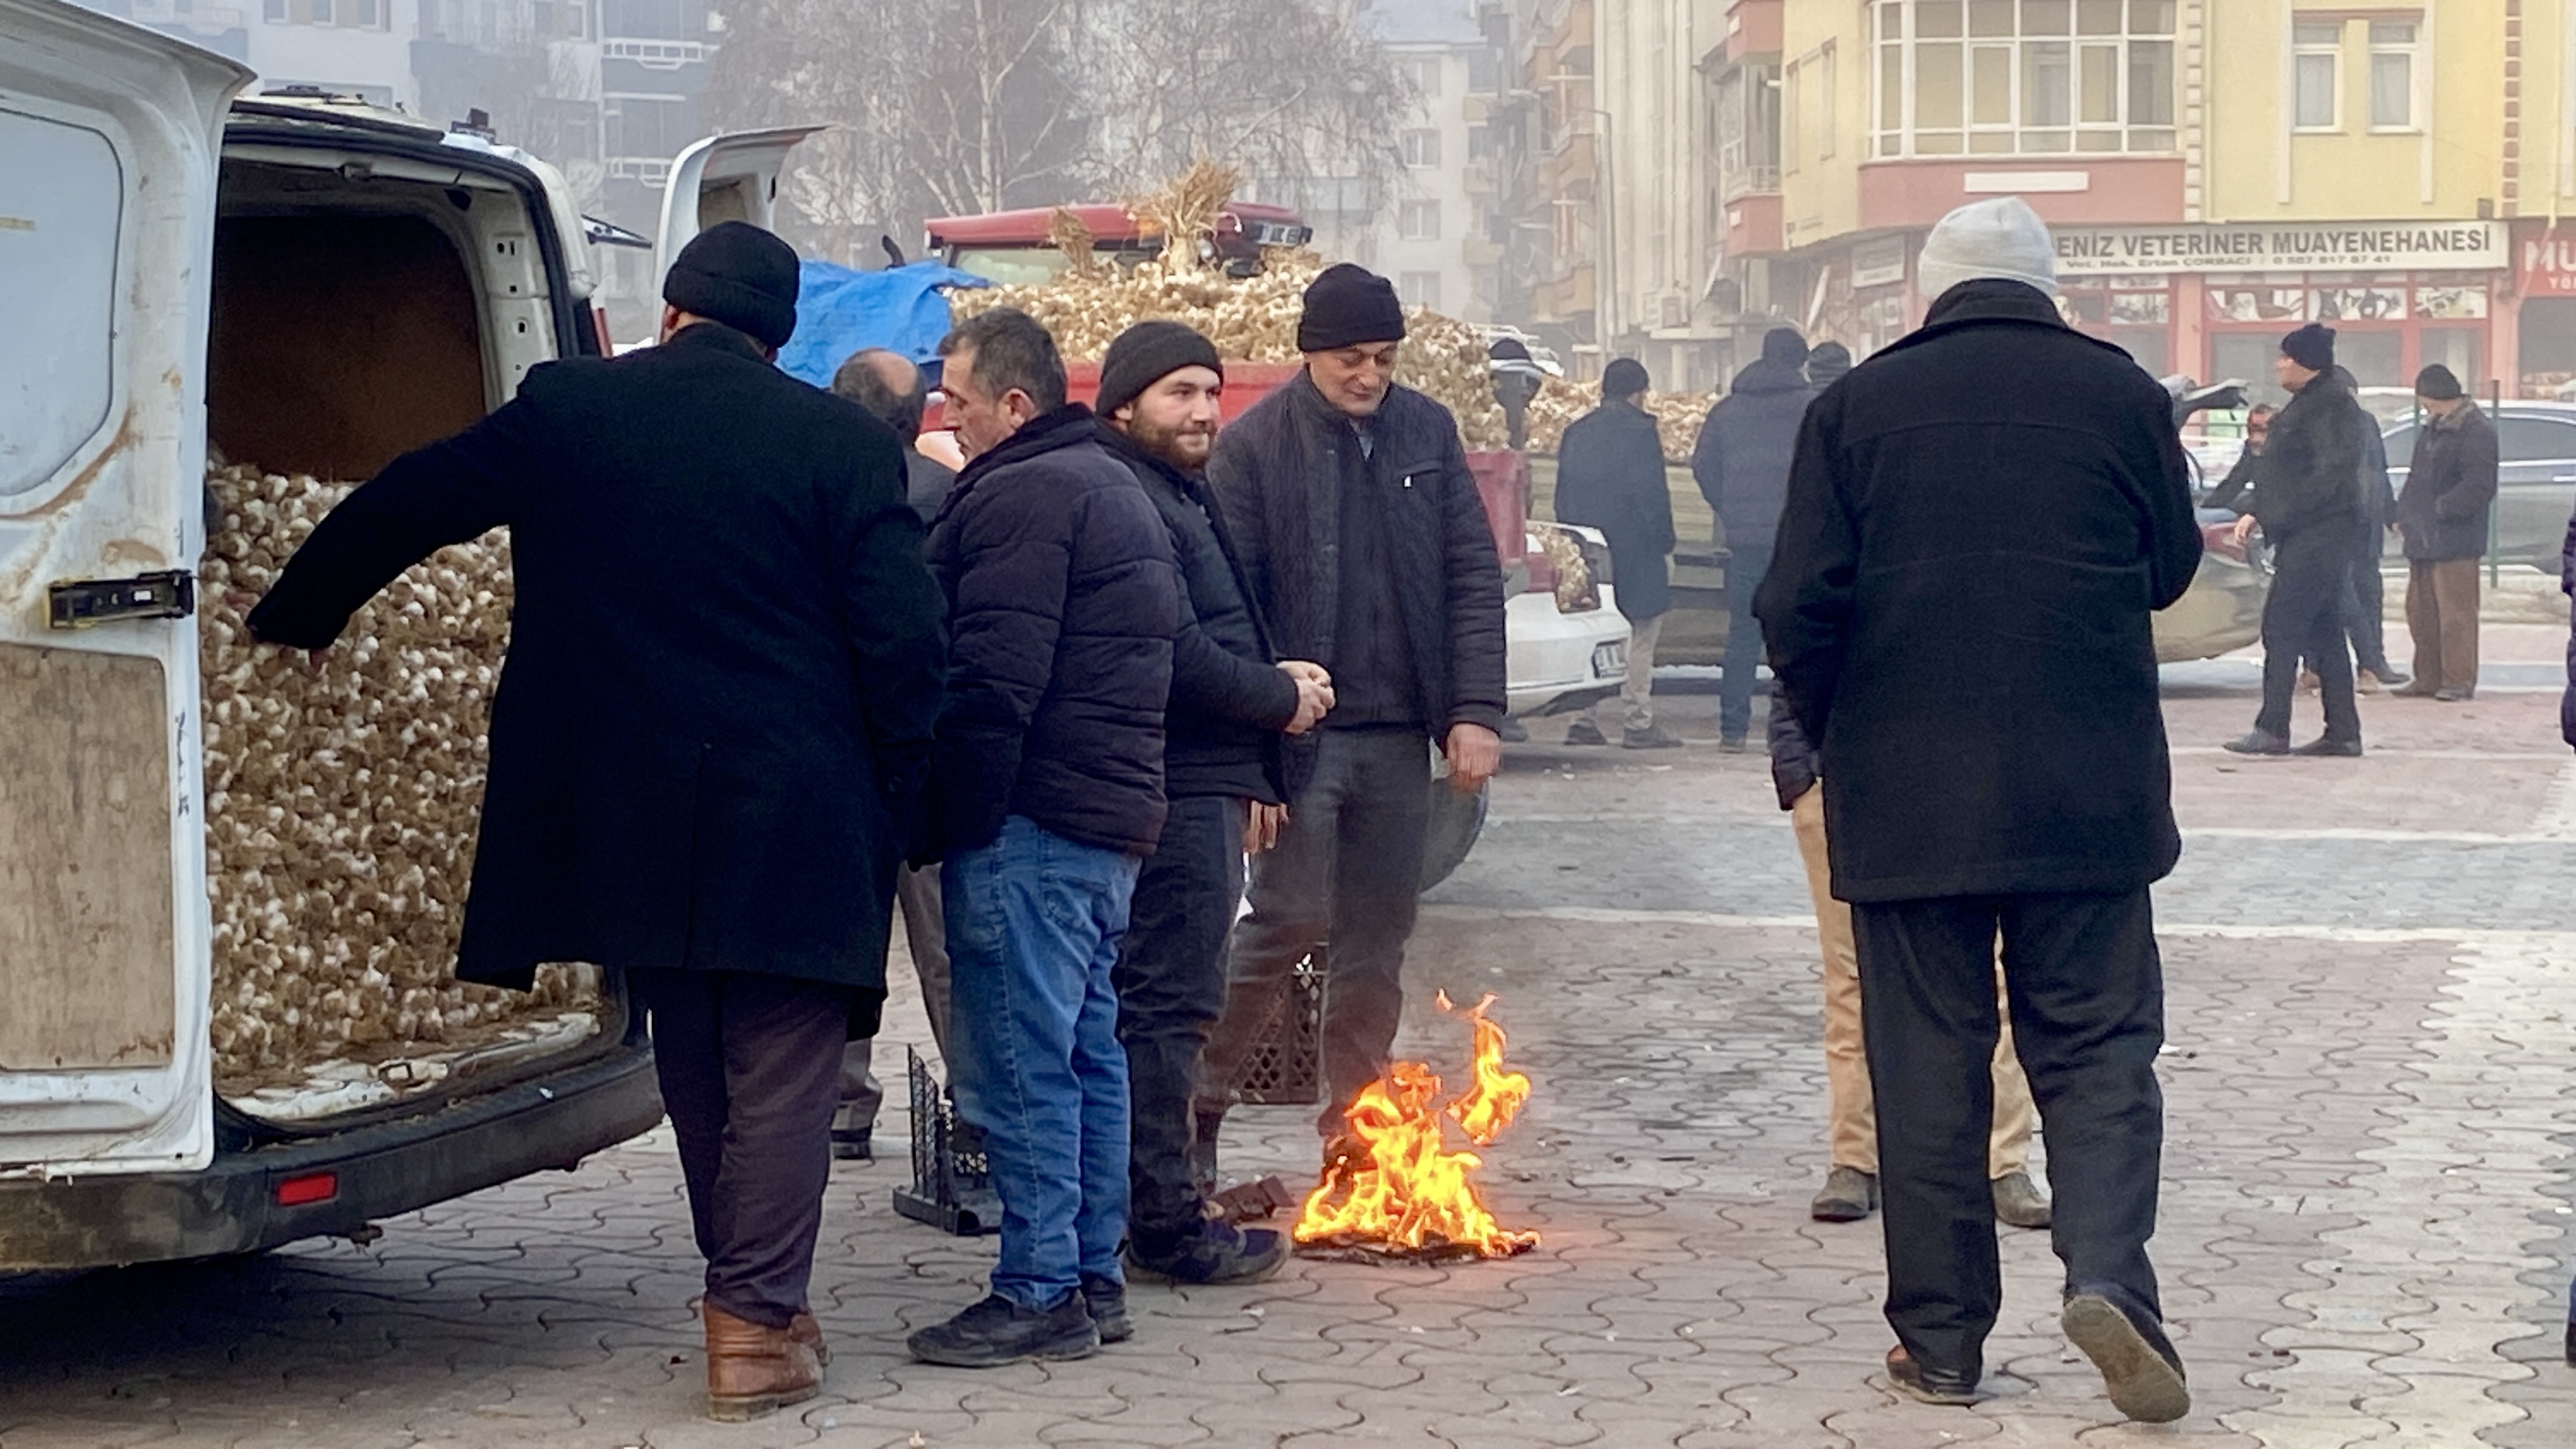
{"left": 790, "top": 1310, "right": 829, "bottom": 1367}
{"left": 703, "top": 1302, "right": 822, "bottom": 1423}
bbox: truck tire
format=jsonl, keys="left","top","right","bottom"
{"left": 1419, "top": 779, "right": 1488, "bottom": 894}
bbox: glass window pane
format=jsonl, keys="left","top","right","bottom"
{"left": 2294, "top": 20, "right": 2342, "bottom": 46}
{"left": 2128, "top": 40, "right": 2173, "bottom": 124}
{"left": 2295, "top": 54, "right": 2337, "bottom": 127}
{"left": 1972, "top": 45, "right": 2012, "bottom": 124}
{"left": 2078, "top": 127, "right": 2123, "bottom": 150}
{"left": 1916, "top": 42, "right": 1964, "bottom": 128}
{"left": 2079, "top": 42, "right": 2120, "bottom": 122}
{"left": 2128, "top": 127, "right": 2176, "bottom": 151}
{"left": 2023, "top": 130, "right": 2073, "bottom": 153}
{"left": 1971, "top": 132, "right": 2017, "bottom": 153}
{"left": 1881, "top": 45, "right": 1905, "bottom": 130}
{"left": 1918, "top": 1, "right": 1963, "bottom": 39}
{"left": 1917, "top": 131, "right": 1967, "bottom": 154}
{"left": 2077, "top": 0, "right": 2121, "bottom": 34}
{"left": 2370, "top": 53, "right": 2411, "bottom": 127}
{"left": 2370, "top": 21, "right": 2416, "bottom": 45}
{"left": 2025, "top": 41, "right": 2071, "bottom": 124}
{"left": 1969, "top": 0, "right": 2015, "bottom": 37}
{"left": 2022, "top": 0, "right": 2070, "bottom": 34}
{"left": 2128, "top": 0, "right": 2174, "bottom": 34}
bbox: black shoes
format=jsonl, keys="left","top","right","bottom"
{"left": 907, "top": 1292, "right": 1099, "bottom": 1367}
{"left": 1127, "top": 1219, "right": 1292, "bottom": 1286}
{"left": 829, "top": 1127, "right": 872, "bottom": 1161}
{"left": 2064, "top": 1286, "right": 2190, "bottom": 1423}
{"left": 1811, "top": 1166, "right": 1879, "bottom": 1223}
{"left": 1718, "top": 735, "right": 1751, "bottom": 754}
{"left": 1885, "top": 1345, "right": 1979, "bottom": 1406}
{"left": 1079, "top": 1273, "right": 1132, "bottom": 1344}
{"left": 2435, "top": 687, "right": 2472, "bottom": 703}
{"left": 1563, "top": 719, "right": 1611, "bottom": 746}
{"left": 2223, "top": 730, "right": 2290, "bottom": 756}
{"left": 1623, "top": 723, "right": 1686, "bottom": 749}
{"left": 2290, "top": 735, "right": 2363, "bottom": 757}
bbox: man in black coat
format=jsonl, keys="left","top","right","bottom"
{"left": 247, "top": 222, "right": 946, "bottom": 1420}
{"left": 906, "top": 308, "right": 1180, "bottom": 1370}
{"left": 1693, "top": 326, "right": 1813, "bottom": 749}
{"left": 2393, "top": 364, "right": 2498, "bottom": 700}
{"left": 2330, "top": 366, "right": 2407, "bottom": 692}
{"left": 2225, "top": 325, "right": 2370, "bottom": 757}
{"left": 1557, "top": 356, "right": 1680, "bottom": 748}
{"left": 1091, "top": 321, "right": 1335, "bottom": 1287}
{"left": 1754, "top": 195, "right": 2200, "bottom": 1424}
{"left": 1195, "top": 264, "right": 1510, "bottom": 1154}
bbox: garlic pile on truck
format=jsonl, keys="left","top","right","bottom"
{"left": 198, "top": 463, "right": 596, "bottom": 1098}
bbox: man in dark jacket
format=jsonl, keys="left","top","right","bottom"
{"left": 247, "top": 222, "right": 946, "bottom": 1419}
{"left": 1093, "top": 321, "right": 1333, "bottom": 1286}
{"left": 1694, "top": 326, "right": 1813, "bottom": 749}
{"left": 2225, "top": 325, "right": 2370, "bottom": 757}
{"left": 2332, "top": 366, "right": 2406, "bottom": 692}
{"left": 834, "top": 347, "right": 960, "bottom": 522}
{"left": 1557, "top": 356, "right": 1681, "bottom": 748}
{"left": 2394, "top": 364, "right": 2498, "bottom": 700}
{"left": 907, "top": 309, "right": 1180, "bottom": 1369}
{"left": 2202, "top": 404, "right": 2273, "bottom": 511}
{"left": 1754, "top": 196, "right": 2201, "bottom": 1424}
{"left": 1196, "top": 264, "right": 1510, "bottom": 1153}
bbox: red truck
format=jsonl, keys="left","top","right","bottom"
{"left": 925, "top": 202, "right": 1315, "bottom": 285}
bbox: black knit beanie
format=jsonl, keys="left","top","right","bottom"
{"left": 663, "top": 221, "right": 801, "bottom": 351}
{"left": 1761, "top": 327, "right": 1811, "bottom": 367}
{"left": 2414, "top": 363, "right": 2465, "bottom": 401}
{"left": 2280, "top": 323, "right": 2337, "bottom": 372}
{"left": 1298, "top": 263, "right": 1409, "bottom": 353}
{"left": 1602, "top": 357, "right": 1650, "bottom": 398}
{"left": 1097, "top": 321, "right": 1225, "bottom": 419}
{"left": 1806, "top": 341, "right": 1854, "bottom": 387}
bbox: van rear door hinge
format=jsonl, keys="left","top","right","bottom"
{"left": 47, "top": 572, "right": 197, "bottom": 630}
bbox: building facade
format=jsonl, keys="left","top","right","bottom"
{"left": 1494, "top": 0, "right": 1605, "bottom": 362}
{"left": 1344, "top": 1, "right": 1506, "bottom": 322}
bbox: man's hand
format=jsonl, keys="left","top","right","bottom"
{"left": 1443, "top": 722, "right": 1502, "bottom": 795}
{"left": 1245, "top": 802, "right": 1289, "bottom": 855}
{"left": 2230, "top": 514, "right": 2259, "bottom": 547}
{"left": 224, "top": 586, "right": 326, "bottom": 670}
{"left": 1279, "top": 660, "right": 1334, "bottom": 735}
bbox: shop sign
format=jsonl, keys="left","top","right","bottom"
{"left": 2521, "top": 228, "right": 2576, "bottom": 298}
{"left": 1852, "top": 238, "right": 1908, "bottom": 291}
{"left": 2053, "top": 222, "right": 2506, "bottom": 275}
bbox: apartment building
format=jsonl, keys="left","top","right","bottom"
{"left": 1334, "top": 1, "right": 1506, "bottom": 321}
{"left": 95, "top": 0, "right": 425, "bottom": 108}
{"left": 1492, "top": 0, "right": 1603, "bottom": 361}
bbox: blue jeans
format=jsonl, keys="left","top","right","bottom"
{"left": 943, "top": 815, "right": 1141, "bottom": 1309}
{"left": 1720, "top": 541, "right": 1772, "bottom": 742}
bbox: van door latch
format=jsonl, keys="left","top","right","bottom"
{"left": 47, "top": 571, "right": 198, "bottom": 630}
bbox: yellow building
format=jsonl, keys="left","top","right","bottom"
{"left": 1707, "top": 0, "right": 2576, "bottom": 397}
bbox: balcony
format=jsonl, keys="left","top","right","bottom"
{"left": 1722, "top": 163, "right": 1781, "bottom": 202}
{"left": 1723, "top": 0, "right": 1783, "bottom": 64}
{"left": 602, "top": 38, "right": 708, "bottom": 68}
{"left": 606, "top": 156, "right": 672, "bottom": 188}
{"left": 1463, "top": 156, "right": 1498, "bottom": 196}
{"left": 1724, "top": 193, "right": 1784, "bottom": 257}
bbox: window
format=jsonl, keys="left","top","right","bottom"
{"left": 604, "top": 94, "right": 694, "bottom": 160}
{"left": 2369, "top": 20, "right": 2416, "bottom": 130}
{"left": 2294, "top": 20, "right": 2342, "bottom": 130}
{"left": 1401, "top": 57, "right": 1443, "bottom": 99}
{"left": 2499, "top": 417, "right": 2576, "bottom": 464}
{"left": 265, "top": 0, "right": 285, "bottom": 17}
{"left": 1400, "top": 272, "right": 1444, "bottom": 310}
{"left": 1401, "top": 129, "right": 1442, "bottom": 168}
{"left": 1871, "top": 0, "right": 2175, "bottom": 158}
{"left": 1819, "top": 45, "right": 1838, "bottom": 160}
{"left": 1467, "top": 50, "right": 1500, "bottom": 94}
{"left": 1467, "top": 124, "right": 1492, "bottom": 162}
{"left": 1782, "top": 63, "right": 1802, "bottom": 173}
{"left": 1399, "top": 201, "right": 1442, "bottom": 241}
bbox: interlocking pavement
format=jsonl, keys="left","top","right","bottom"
{"left": 3, "top": 674, "right": 2573, "bottom": 1448}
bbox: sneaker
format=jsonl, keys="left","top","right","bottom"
{"left": 1991, "top": 1170, "right": 2052, "bottom": 1229}
{"left": 1563, "top": 719, "right": 1611, "bottom": 746}
{"left": 1622, "top": 722, "right": 1685, "bottom": 749}
{"left": 1127, "top": 1219, "right": 1292, "bottom": 1286}
{"left": 907, "top": 1292, "right": 1099, "bottom": 1368}
{"left": 1810, "top": 1165, "right": 1879, "bottom": 1223}
{"left": 830, "top": 1127, "right": 872, "bottom": 1162}
{"left": 2360, "top": 667, "right": 2409, "bottom": 692}
{"left": 2290, "top": 735, "right": 2363, "bottom": 757}
{"left": 1884, "top": 1344, "right": 1979, "bottom": 1406}
{"left": 2063, "top": 1287, "right": 2190, "bottom": 1424}
{"left": 1717, "top": 735, "right": 1749, "bottom": 754}
{"left": 1079, "top": 1273, "right": 1132, "bottom": 1344}
{"left": 2222, "top": 730, "right": 2290, "bottom": 756}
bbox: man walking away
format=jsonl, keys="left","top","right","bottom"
{"left": 248, "top": 222, "right": 946, "bottom": 1420}
{"left": 1557, "top": 357, "right": 1681, "bottom": 749}
{"left": 1756, "top": 195, "right": 2201, "bottom": 1424}
{"left": 2225, "top": 326, "right": 2368, "bottom": 758}
{"left": 1769, "top": 681, "right": 2051, "bottom": 1230}
{"left": 2393, "top": 364, "right": 2497, "bottom": 702}
{"left": 2334, "top": 366, "right": 2408, "bottom": 693}
{"left": 1806, "top": 341, "right": 1854, "bottom": 391}
{"left": 908, "top": 309, "right": 1179, "bottom": 1367}
{"left": 828, "top": 345, "right": 957, "bottom": 1161}
{"left": 1093, "top": 321, "right": 1335, "bottom": 1285}
{"left": 1196, "top": 263, "right": 1510, "bottom": 1159}
{"left": 1693, "top": 326, "right": 1812, "bottom": 751}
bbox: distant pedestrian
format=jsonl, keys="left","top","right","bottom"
{"left": 1805, "top": 341, "right": 1854, "bottom": 389}
{"left": 1489, "top": 335, "right": 1546, "bottom": 451}
{"left": 1693, "top": 326, "right": 1812, "bottom": 750}
{"left": 1557, "top": 357, "right": 1682, "bottom": 749}
{"left": 1756, "top": 195, "right": 2201, "bottom": 1424}
{"left": 907, "top": 308, "right": 1180, "bottom": 1368}
{"left": 2325, "top": 366, "right": 2408, "bottom": 694}
{"left": 2202, "top": 404, "right": 2274, "bottom": 512}
{"left": 2393, "top": 364, "right": 2497, "bottom": 701}
{"left": 2225, "top": 325, "right": 2370, "bottom": 757}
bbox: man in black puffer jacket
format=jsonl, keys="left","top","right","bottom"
{"left": 1693, "top": 326, "right": 1814, "bottom": 748}
{"left": 908, "top": 309, "right": 1179, "bottom": 1371}
{"left": 1093, "top": 321, "right": 1335, "bottom": 1287}
{"left": 1196, "top": 265, "right": 1510, "bottom": 1156}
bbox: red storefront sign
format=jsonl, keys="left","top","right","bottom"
{"left": 2521, "top": 227, "right": 2576, "bottom": 298}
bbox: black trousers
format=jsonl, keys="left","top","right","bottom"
{"left": 2341, "top": 525, "right": 2391, "bottom": 675}
{"left": 2257, "top": 522, "right": 2362, "bottom": 742}
{"left": 1849, "top": 889, "right": 2167, "bottom": 1382}
{"left": 630, "top": 967, "right": 853, "bottom": 1328}
{"left": 1113, "top": 795, "right": 1248, "bottom": 1246}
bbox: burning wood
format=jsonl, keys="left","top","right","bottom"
{"left": 1292, "top": 992, "right": 1538, "bottom": 1263}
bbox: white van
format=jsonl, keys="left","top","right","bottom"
{"left": 0, "top": 0, "right": 809, "bottom": 1268}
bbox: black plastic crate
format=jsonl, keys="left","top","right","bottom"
{"left": 1235, "top": 951, "right": 1325, "bottom": 1106}
{"left": 891, "top": 1046, "right": 1002, "bottom": 1236}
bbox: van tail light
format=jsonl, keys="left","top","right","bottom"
{"left": 2202, "top": 520, "right": 2249, "bottom": 564}
{"left": 275, "top": 1172, "right": 338, "bottom": 1207}
{"left": 590, "top": 304, "right": 614, "bottom": 356}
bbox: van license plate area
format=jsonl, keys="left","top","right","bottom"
{"left": 1592, "top": 641, "right": 1626, "bottom": 678}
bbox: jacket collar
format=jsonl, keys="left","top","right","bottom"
{"left": 659, "top": 320, "right": 771, "bottom": 364}
{"left": 1869, "top": 278, "right": 2135, "bottom": 369}
{"left": 954, "top": 403, "right": 1101, "bottom": 488}
{"left": 2427, "top": 400, "right": 2485, "bottom": 432}
{"left": 1727, "top": 356, "right": 1811, "bottom": 396}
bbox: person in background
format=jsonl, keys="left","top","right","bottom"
{"left": 1489, "top": 335, "right": 1546, "bottom": 452}
{"left": 1756, "top": 195, "right": 2200, "bottom": 1424}
{"left": 1770, "top": 681, "right": 2052, "bottom": 1230}
{"left": 1092, "top": 321, "right": 1333, "bottom": 1286}
{"left": 2329, "top": 366, "right": 2408, "bottom": 694}
{"left": 1557, "top": 357, "right": 1682, "bottom": 749}
{"left": 1693, "top": 326, "right": 1812, "bottom": 752}
{"left": 827, "top": 347, "right": 958, "bottom": 1161}
{"left": 1806, "top": 341, "right": 1854, "bottom": 391}
{"left": 907, "top": 308, "right": 1179, "bottom": 1368}
{"left": 2393, "top": 364, "right": 2498, "bottom": 702}
{"left": 2202, "top": 404, "right": 2274, "bottom": 512}
{"left": 1194, "top": 264, "right": 1510, "bottom": 1166}
{"left": 2225, "top": 326, "right": 2368, "bottom": 758}
{"left": 247, "top": 222, "right": 946, "bottom": 1420}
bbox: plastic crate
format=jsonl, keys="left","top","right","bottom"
{"left": 891, "top": 1046, "right": 1002, "bottom": 1236}
{"left": 1235, "top": 952, "right": 1325, "bottom": 1106}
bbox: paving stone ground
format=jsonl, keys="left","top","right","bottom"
{"left": 4, "top": 666, "right": 2573, "bottom": 1448}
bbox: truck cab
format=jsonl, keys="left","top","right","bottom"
{"left": 0, "top": 0, "right": 802, "bottom": 1269}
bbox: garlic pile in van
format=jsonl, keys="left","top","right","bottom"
{"left": 198, "top": 464, "right": 596, "bottom": 1090}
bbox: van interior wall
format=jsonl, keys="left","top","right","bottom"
{"left": 209, "top": 210, "right": 486, "bottom": 482}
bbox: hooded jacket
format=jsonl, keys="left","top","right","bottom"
{"left": 1692, "top": 349, "right": 1815, "bottom": 560}
{"left": 2396, "top": 401, "right": 2499, "bottom": 562}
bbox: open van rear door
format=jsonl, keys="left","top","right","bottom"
{"left": 654, "top": 125, "right": 825, "bottom": 294}
{"left": 0, "top": 0, "right": 250, "bottom": 1175}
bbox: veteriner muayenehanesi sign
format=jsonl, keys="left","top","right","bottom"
{"left": 2052, "top": 222, "right": 2506, "bottom": 276}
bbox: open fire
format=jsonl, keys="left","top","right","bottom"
{"left": 1292, "top": 992, "right": 1539, "bottom": 1262}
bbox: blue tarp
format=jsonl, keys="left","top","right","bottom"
{"left": 777, "top": 259, "right": 986, "bottom": 387}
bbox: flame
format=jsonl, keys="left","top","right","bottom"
{"left": 1292, "top": 992, "right": 1539, "bottom": 1258}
